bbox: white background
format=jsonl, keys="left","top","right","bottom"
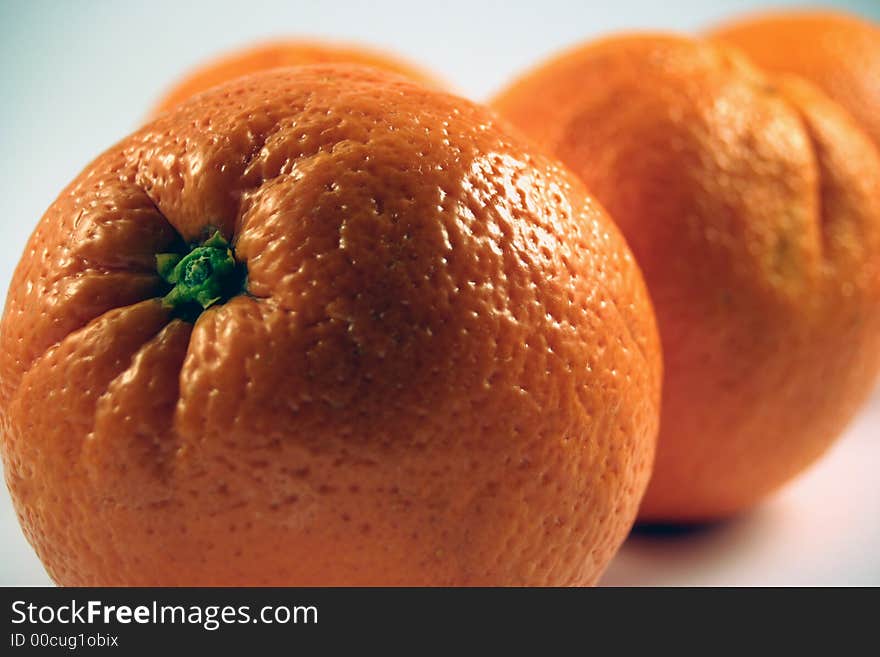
{"left": 1, "top": 0, "right": 878, "bottom": 586}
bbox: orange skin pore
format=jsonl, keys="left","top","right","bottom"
{"left": 492, "top": 34, "right": 880, "bottom": 522}
{"left": 0, "top": 65, "right": 661, "bottom": 585}
{"left": 149, "top": 40, "right": 444, "bottom": 117}
{"left": 709, "top": 10, "right": 880, "bottom": 149}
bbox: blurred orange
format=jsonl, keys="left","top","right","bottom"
{"left": 150, "top": 40, "right": 443, "bottom": 117}
{"left": 493, "top": 33, "right": 880, "bottom": 522}
{"left": 710, "top": 10, "right": 880, "bottom": 147}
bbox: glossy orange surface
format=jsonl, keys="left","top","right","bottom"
{"left": 0, "top": 66, "right": 661, "bottom": 585}
{"left": 493, "top": 34, "right": 880, "bottom": 522}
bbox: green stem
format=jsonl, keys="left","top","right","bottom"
{"left": 156, "top": 231, "right": 243, "bottom": 320}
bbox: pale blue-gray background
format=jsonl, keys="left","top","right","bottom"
{"left": 1, "top": 0, "right": 878, "bottom": 585}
